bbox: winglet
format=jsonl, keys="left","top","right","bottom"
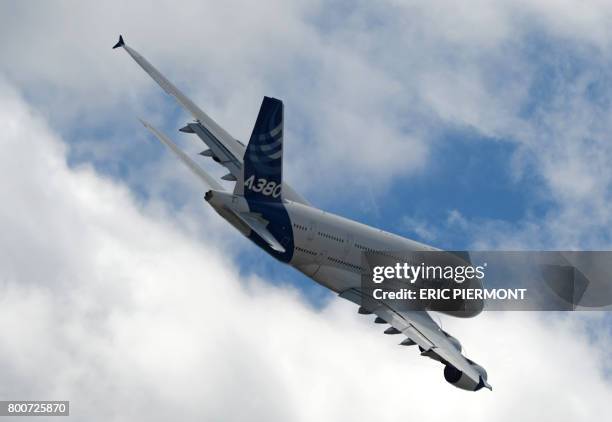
{"left": 112, "top": 35, "right": 125, "bottom": 49}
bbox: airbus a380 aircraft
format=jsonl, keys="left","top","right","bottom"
{"left": 113, "top": 35, "right": 491, "bottom": 391}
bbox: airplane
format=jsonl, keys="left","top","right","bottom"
{"left": 113, "top": 35, "right": 491, "bottom": 391}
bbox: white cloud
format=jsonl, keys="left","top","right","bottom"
{"left": 1, "top": 73, "right": 611, "bottom": 421}
{"left": 2, "top": 2, "right": 612, "bottom": 420}
{"left": 0, "top": 0, "right": 431, "bottom": 198}
{"left": 3, "top": 0, "right": 612, "bottom": 209}
{"left": 401, "top": 215, "right": 438, "bottom": 242}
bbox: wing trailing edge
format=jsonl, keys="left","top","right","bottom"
{"left": 139, "top": 119, "right": 224, "bottom": 191}
{"left": 113, "top": 35, "right": 310, "bottom": 206}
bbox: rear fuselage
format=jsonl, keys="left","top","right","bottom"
{"left": 206, "top": 191, "right": 483, "bottom": 318}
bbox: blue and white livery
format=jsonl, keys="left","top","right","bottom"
{"left": 114, "top": 35, "right": 491, "bottom": 391}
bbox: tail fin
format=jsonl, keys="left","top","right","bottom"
{"left": 235, "top": 96, "right": 284, "bottom": 202}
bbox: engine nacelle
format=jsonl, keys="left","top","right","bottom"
{"left": 442, "top": 331, "right": 462, "bottom": 352}
{"left": 443, "top": 362, "right": 489, "bottom": 391}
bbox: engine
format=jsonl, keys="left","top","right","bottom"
{"left": 443, "top": 362, "right": 489, "bottom": 391}
{"left": 442, "top": 331, "right": 462, "bottom": 352}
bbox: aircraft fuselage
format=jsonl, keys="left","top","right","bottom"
{"left": 206, "top": 190, "right": 483, "bottom": 318}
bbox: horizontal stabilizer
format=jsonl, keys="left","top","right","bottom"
{"left": 235, "top": 212, "right": 285, "bottom": 253}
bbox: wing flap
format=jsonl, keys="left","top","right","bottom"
{"left": 186, "top": 122, "right": 242, "bottom": 177}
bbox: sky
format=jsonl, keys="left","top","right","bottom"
{"left": 1, "top": 0, "right": 612, "bottom": 420}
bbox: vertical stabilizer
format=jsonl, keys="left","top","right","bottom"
{"left": 234, "top": 97, "right": 284, "bottom": 202}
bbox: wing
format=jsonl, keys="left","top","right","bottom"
{"left": 340, "top": 288, "right": 492, "bottom": 391}
{"left": 113, "top": 35, "right": 309, "bottom": 205}
{"left": 113, "top": 35, "right": 243, "bottom": 160}
{"left": 139, "top": 119, "right": 224, "bottom": 191}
